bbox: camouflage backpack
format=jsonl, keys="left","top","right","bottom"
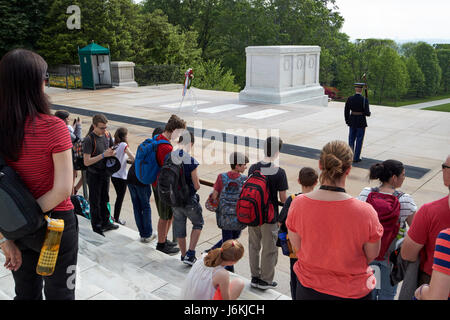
{"left": 216, "top": 173, "right": 247, "bottom": 231}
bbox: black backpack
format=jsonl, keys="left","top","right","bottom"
{"left": 157, "top": 152, "right": 190, "bottom": 207}
{"left": 0, "top": 156, "right": 45, "bottom": 240}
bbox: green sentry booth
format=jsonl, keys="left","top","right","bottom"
{"left": 78, "top": 42, "right": 112, "bottom": 90}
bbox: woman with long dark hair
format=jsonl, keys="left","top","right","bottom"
{"left": 0, "top": 49, "right": 78, "bottom": 300}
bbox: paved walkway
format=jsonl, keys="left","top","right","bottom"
{"left": 46, "top": 85, "right": 450, "bottom": 298}
{"left": 402, "top": 98, "right": 450, "bottom": 110}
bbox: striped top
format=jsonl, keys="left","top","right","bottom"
{"left": 6, "top": 114, "right": 74, "bottom": 212}
{"left": 433, "top": 228, "right": 450, "bottom": 274}
{"left": 433, "top": 228, "right": 450, "bottom": 299}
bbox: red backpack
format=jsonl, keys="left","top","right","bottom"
{"left": 236, "top": 170, "right": 275, "bottom": 226}
{"left": 366, "top": 188, "right": 403, "bottom": 261}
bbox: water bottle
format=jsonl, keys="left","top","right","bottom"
{"left": 36, "top": 215, "right": 64, "bottom": 276}
{"left": 278, "top": 232, "right": 290, "bottom": 256}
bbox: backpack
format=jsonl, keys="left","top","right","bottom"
{"left": 134, "top": 134, "right": 171, "bottom": 185}
{"left": 157, "top": 152, "right": 190, "bottom": 207}
{"left": 0, "top": 156, "right": 46, "bottom": 240}
{"left": 72, "top": 138, "right": 86, "bottom": 170}
{"left": 277, "top": 194, "right": 297, "bottom": 257}
{"left": 366, "top": 187, "right": 404, "bottom": 261}
{"left": 70, "top": 195, "right": 91, "bottom": 220}
{"left": 216, "top": 173, "right": 247, "bottom": 231}
{"left": 236, "top": 169, "right": 275, "bottom": 226}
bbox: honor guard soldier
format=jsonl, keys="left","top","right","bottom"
{"left": 344, "top": 82, "right": 371, "bottom": 163}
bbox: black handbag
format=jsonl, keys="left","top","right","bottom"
{"left": 0, "top": 156, "right": 46, "bottom": 240}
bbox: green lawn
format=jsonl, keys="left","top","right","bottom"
{"left": 334, "top": 93, "right": 450, "bottom": 107}
{"left": 423, "top": 103, "right": 450, "bottom": 112}
{"left": 380, "top": 93, "right": 450, "bottom": 107}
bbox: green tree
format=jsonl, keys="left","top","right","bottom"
{"left": 135, "top": 9, "right": 201, "bottom": 66}
{"left": 38, "top": 0, "right": 140, "bottom": 65}
{"left": 0, "top": 0, "right": 52, "bottom": 57}
{"left": 412, "top": 42, "right": 442, "bottom": 96}
{"left": 436, "top": 49, "right": 450, "bottom": 92}
{"left": 405, "top": 56, "right": 425, "bottom": 97}
{"left": 191, "top": 59, "right": 240, "bottom": 92}
{"left": 370, "top": 47, "right": 409, "bottom": 104}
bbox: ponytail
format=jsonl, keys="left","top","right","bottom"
{"left": 369, "top": 159, "right": 404, "bottom": 183}
{"left": 204, "top": 240, "right": 245, "bottom": 268}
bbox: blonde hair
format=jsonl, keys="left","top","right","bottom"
{"left": 204, "top": 240, "right": 244, "bottom": 268}
{"left": 319, "top": 140, "right": 353, "bottom": 185}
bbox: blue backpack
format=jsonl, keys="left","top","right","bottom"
{"left": 134, "top": 135, "right": 171, "bottom": 185}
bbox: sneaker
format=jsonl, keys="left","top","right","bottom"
{"left": 156, "top": 243, "right": 180, "bottom": 255}
{"left": 257, "top": 280, "right": 278, "bottom": 290}
{"left": 166, "top": 239, "right": 178, "bottom": 247}
{"left": 140, "top": 234, "right": 156, "bottom": 243}
{"left": 115, "top": 218, "right": 126, "bottom": 226}
{"left": 251, "top": 277, "right": 260, "bottom": 288}
{"left": 102, "top": 223, "right": 119, "bottom": 232}
{"left": 183, "top": 255, "right": 197, "bottom": 266}
{"left": 93, "top": 228, "right": 105, "bottom": 237}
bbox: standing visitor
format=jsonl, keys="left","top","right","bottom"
{"left": 358, "top": 159, "right": 416, "bottom": 300}
{"left": 286, "top": 140, "right": 383, "bottom": 300}
{"left": 111, "top": 127, "right": 134, "bottom": 225}
{"left": 248, "top": 136, "right": 288, "bottom": 290}
{"left": 83, "top": 114, "right": 118, "bottom": 236}
{"left": 401, "top": 155, "right": 450, "bottom": 286}
{"left": 0, "top": 49, "right": 78, "bottom": 300}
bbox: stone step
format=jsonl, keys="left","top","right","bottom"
{"left": 78, "top": 216, "right": 290, "bottom": 300}
{"left": 0, "top": 216, "right": 290, "bottom": 300}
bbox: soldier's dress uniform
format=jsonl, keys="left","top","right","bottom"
{"left": 344, "top": 83, "right": 371, "bottom": 162}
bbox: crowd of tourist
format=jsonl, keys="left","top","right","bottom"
{"left": 0, "top": 49, "right": 449, "bottom": 301}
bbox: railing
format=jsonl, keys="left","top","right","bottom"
{"left": 134, "top": 65, "right": 183, "bottom": 87}
{"left": 48, "top": 65, "right": 82, "bottom": 89}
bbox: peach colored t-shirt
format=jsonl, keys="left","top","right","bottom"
{"left": 286, "top": 194, "right": 383, "bottom": 299}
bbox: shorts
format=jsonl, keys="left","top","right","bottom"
{"left": 172, "top": 195, "right": 204, "bottom": 238}
{"left": 152, "top": 185, "right": 173, "bottom": 220}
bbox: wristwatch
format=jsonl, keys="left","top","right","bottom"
{"left": 0, "top": 237, "right": 7, "bottom": 247}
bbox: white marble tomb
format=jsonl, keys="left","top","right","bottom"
{"left": 239, "top": 46, "right": 328, "bottom": 106}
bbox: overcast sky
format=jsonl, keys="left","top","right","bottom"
{"left": 332, "top": 0, "right": 450, "bottom": 41}
{"left": 133, "top": 0, "right": 449, "bottom": 41}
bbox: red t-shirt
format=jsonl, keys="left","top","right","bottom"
{"left": 407, "top": 196, "right": 450, "bottom": 275}
{"left": 213, "top": 171, "right": 242, "bottom": 194}
{"left": 6, "top": 114, "right": 74, "bottom": 211}
{"left": 152, "top": 134, "right": 172, "bottom": 188}
{"left": 286, "top": 195, "right": 383, "bottom": 299}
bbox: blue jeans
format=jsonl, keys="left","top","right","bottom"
{"left": 370, "top": 260, "right": 398, "bottom": 300}
{"left": 128, "top": 184, "right": 153, "bottom": 238}
{"left": 348, "top": 127, "right": 366, "bottom": 161}
{"left": 211, "top": 230, "right": 242, "bottom": 250}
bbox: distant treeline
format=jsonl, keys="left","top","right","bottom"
{"left": 1, "top": 0, "right": 448, "bottom": 100}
